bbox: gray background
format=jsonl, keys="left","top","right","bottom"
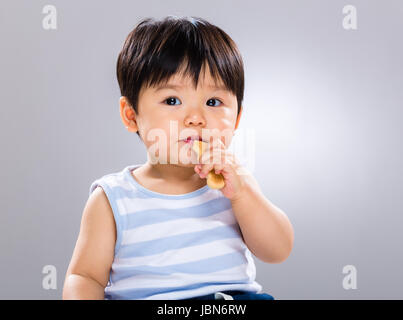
{"left": 0, "top": 0, "right": 402, "bottom": 299}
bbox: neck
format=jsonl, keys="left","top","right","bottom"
{"left": 144, "top": 161, "right": 204, "bottom": 185}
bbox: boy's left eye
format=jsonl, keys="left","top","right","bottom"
{"left": 163, "top": 97, "right": 223, "bottom": 107}
{"left": 206, "top": 98, "right": 222, "bottom": 107}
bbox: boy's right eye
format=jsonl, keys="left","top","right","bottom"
{"left": 164, "top": 97, "right": 181, "bottom": 106}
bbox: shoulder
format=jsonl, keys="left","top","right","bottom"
{"left": 83, "top": 186, "right": 116, "bottom": 236}
{"left": 86, "top": 186, "right": 113, "bottom": 216}
{"left": 89, "top": 185, "right": 108, "bottom": 203}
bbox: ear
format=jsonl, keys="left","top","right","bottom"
{"left": 234, "top": 105, "right": 243, "bottom": 130}
{"left": 119, "top": 96, "right": 138, "bottom": 133}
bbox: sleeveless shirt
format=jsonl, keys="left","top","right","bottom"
{"left": 89, "top": 164, "right": 263, "bottom": 299}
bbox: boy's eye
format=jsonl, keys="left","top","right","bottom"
{"left": 164, "top": 97, "right": 181, "bottom": 106}
{"left": 163, "top": 97, "right": 223, "bottom": 107}
{"left": 206, "top": 98, "right": 222, "bottom": 107}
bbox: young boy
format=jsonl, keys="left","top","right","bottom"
{"left": 63, "top": 16, "right": 294, "bottom": 300}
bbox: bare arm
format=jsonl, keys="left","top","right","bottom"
{"left": 230, "top": 175, "right": 294, "bottom": 264}
{"left": 63, "top": 186, "right": 116, "bottom": 299}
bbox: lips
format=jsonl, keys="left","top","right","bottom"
{"left": 180, "top": 135, "right": 206, "bottom": 143}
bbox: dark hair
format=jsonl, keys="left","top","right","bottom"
{"left": 116, "top": 16, "right": 244, "bottom": 138}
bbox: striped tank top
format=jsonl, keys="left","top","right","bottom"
{"left": 89, "top": 163, "right": 263, "bottom": 300}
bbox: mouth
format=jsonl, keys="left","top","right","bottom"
{"left": 180, "top": 136, "right": 206, "bottom": 144}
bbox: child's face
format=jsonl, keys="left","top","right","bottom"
{"left": 120, "top": 64, "right": 242, "bottom": 167}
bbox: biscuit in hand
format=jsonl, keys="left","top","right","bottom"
{"left": 192, "top": 140, "right": 225, "bottom": 189}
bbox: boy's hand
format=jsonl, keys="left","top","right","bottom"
{"left": 194, "top": 138, "right": 250, "bottom": 201}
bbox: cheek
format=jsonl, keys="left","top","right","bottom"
{"left": 211, "top": 118, "right": 235, "bottom": 140}
{"left": 209, "top": 109, "right": 235, "bottom": 127}
{"left": 141, "top": 122, "right": 178, "bottom": 152}
{"left": 222, "top": 114, "right": 236, "bottom": 127}
{"left": 140, "top": 113, "right": 171, "bottom": 136}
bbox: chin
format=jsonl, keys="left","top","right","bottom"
{"left": 167, "top": 161, "right": 197, "bottom": 168}
{"left": 180, "top": 162, "right": 198, "bottom": 168}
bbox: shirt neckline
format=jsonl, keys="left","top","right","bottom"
{"left": 123, "top": 164, "right": 210, "bottom": 199}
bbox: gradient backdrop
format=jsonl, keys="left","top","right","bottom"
{"left": 0, "top": 0, "right": 402, "bottom": 299}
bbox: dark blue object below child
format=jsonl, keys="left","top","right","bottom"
{"left": 181, "top": 290, "right": 275, "bottom": 300}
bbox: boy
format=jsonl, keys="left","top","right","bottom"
{"left": 63, "top": 16, "right": 294, "bottom": 300}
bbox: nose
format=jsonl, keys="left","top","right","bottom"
{"left": 184, "top": 115, "right": 205, "bottom": 127}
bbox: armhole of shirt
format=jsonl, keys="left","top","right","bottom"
{"left": 89, "top": 179, "right": 123, "bottom": 258}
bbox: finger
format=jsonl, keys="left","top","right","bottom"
{"left": 200, "top": 164, "right": 230, "bottom": 178}
{"left": 200, "top": 153, "right": 232, "bottom": 177}
{"left": 199, "top": 162, "right": 216, "bottom": 177}
{"left": 201, "top": 149, "right": 226, "bottom": 165}
{"left": 213, "top": 163, "right": 225, "bottom": 174}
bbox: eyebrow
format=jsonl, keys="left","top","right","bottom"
{"left": 154, "top": 83, "right": 228, "bottom": 92}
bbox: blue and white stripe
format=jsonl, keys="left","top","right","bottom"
{"left": 89, "top": 164, "right": 263, "bottom": 300}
